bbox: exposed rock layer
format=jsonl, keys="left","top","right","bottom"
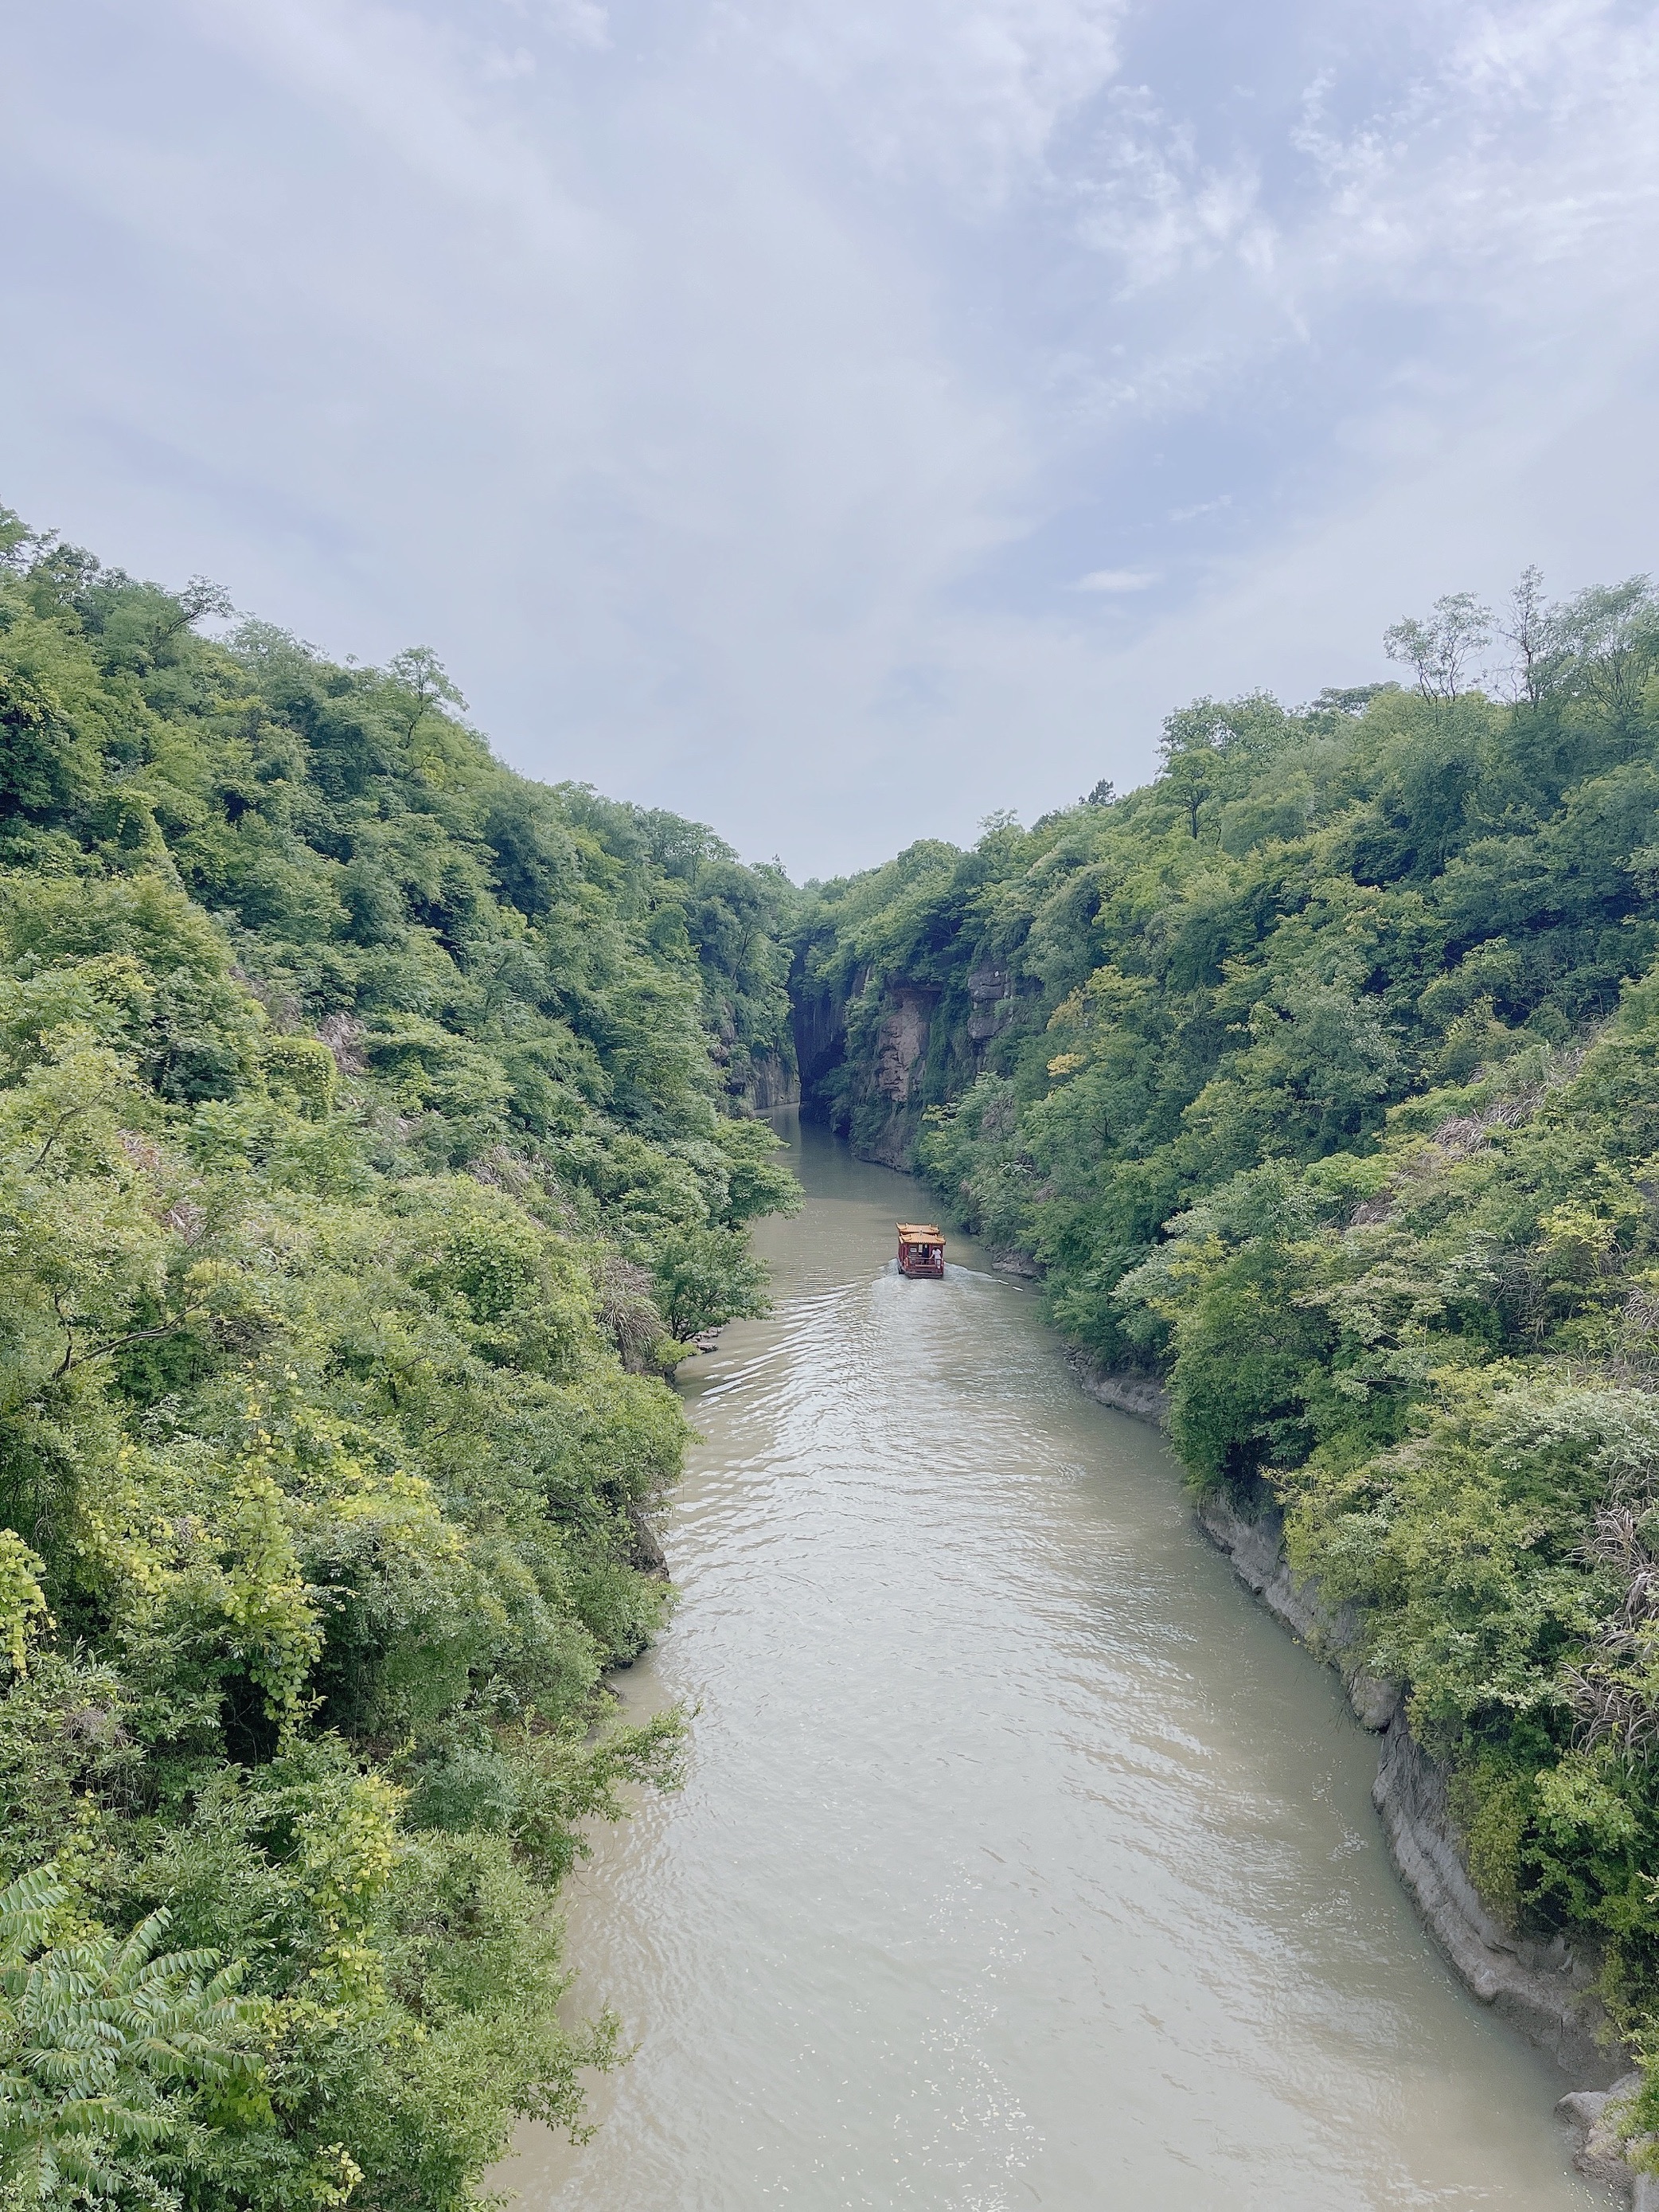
{"left": 793, "top": 966, "right": 1040, "bottom": 1169}
{"left": 733, "top": 1051, "right": 798, "bottom": 1113}
{"left": 1073, "top": 1364, "right": 1645, "bottom": 2193}
{"left": 1196, "top": 1493, "right": 1626, "bottom": 2085}
{"left": 1066, "top": 1350, "right": 1171, "bottom": 1425}
{"left": 1556, "top": 2079, "right": 1659, "bottom": 2203}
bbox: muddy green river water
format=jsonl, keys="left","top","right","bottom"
{"left": 497, "top": 1120, "right": 1599, "bottom": 2209}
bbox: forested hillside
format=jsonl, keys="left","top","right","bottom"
{"left": 0, "top": 509, "right": 799, "bottom": 2210}
{"left": 798, "top": 578, "right": 1659, "bottom": 2089}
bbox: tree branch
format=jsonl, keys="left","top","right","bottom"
{"left": 32, "top": 1102, "right": 94, "bottom": 1171}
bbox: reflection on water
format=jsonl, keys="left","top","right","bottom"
{"left": 496, "top": 1119, "right": 1596, "bottom": 2210}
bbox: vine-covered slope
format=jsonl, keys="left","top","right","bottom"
{"left": 797, "top": 581, "right": 1659, "bottom": 2090}
{"left": 0, "top": 509, "right": 799, "bottom": 2211}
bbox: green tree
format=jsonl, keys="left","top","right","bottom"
{"left": 0, "top": 1865, "right": 262, "bottom": 2207}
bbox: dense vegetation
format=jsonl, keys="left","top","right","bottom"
{"left": 798, "top": 576, "right": 1659, "bottom": 2081}
{"left": 0, "top": 508, "right": 800, "bottom": 2210}
{"left": 14, "top": 483, "right": 1659, "bottom": 2182}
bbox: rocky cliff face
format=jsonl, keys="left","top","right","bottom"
{"left": 1067, "top": 1350, "right": 1171, "bottom": 1424}
{"left": 791, "top": 970, "right": 848, "bottom": 1103}
{"left": 1185, "top": 1487, "right": 1659, "bottom": 2198}
{"left": 794, "top": 959, "right": 1035, "bottom": 1167}
{"left": 1076, "top": 1351, "right": 1648, "bottom": 2189}
{"left": 852, "top": 984, "right": 937, "bottom": 1165}
{"left": 874, "top": 987, "right": 934, "bottom": 1102}
{"left": 1195, "top": 1491, "right": 1626, "bottom": 2084}
{"left": 963, "top": 963, "right": 1017, "bottom": 1046}
{"left": 728, "top": 1050, "right": 798, "bottom": 1114}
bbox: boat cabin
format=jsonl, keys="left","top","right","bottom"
{"left": 896, "top": 1223, "right": 946, "bottom": 1278}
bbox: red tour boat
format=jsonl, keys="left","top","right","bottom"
{"left": 896, "top": 1223, "right": 946, "bottom": 1278}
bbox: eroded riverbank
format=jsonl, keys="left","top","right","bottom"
{"left": 498, "top": 1120, "right": 1600, "bottom": 2209}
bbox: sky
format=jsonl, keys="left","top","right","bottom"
{"left": 3, "top": 1, "right": 1659, "bottom": 877}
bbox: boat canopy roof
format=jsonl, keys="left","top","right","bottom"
{"left": 896, "top": 1223, "right": 944, "bottom": 1239}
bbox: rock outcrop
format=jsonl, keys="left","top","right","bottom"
{"left": 791, "top": 975, "right": 847, "bottom": 1101}
{"left": 1066, "top": 1350, "right": 1171, "bottom": 1425}
{"left": 965, "top": 964, "right": 1016, "bottom": 1046}
{"left": 1193, "top": 1487, "right": 1643, "bottom": 2187}
{"left": 1077, "top": 1373, "right": 1633, "bottom": 2101}
{"left": 1556, "top": 2077, "right": 1659, "bottom": 2204}
{"left": 1065, "top": 1363, "right": 1651, "bottom": 2187}
{"left": 841, "top": 985, "right": 938, "bottom": 1166}
{"left": 875, "top": 987, "right": 935, "bottom": 1108}
{"left": 1371, "top": 1718, "right": 1616, "bottom": 2079}
{"left": 793, "top": 963, "right": 1042, "bottom": 1169}
{"left": 627, "top": 1503, "right": 668, "bottom": 1580}
{"left": 732, "top": 1049, "right": 798, "bottom": 1113}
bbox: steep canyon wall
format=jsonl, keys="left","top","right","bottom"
{"left": 791, "top": 956, "right": 1033, "bottom": 1167}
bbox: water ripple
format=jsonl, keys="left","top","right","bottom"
{"left": 497, "top": 1126, "right": 1595, "bottom": 2212}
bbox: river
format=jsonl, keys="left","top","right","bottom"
{"left": 497, "top": 1119, "right": 1598, "bottom": 2210}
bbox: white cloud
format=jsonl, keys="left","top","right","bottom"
{"left": 544, "top": 0, "right": 609, "bottom": 49}
{"left": 1, "top": 0, "right": 1657, "bottom": 873}
{"left": 731, "top": 0, "right": 1129, "bottom": 199}
{"left": 479, "top": 44, "right": 537, "bottom": 82}
{"left": 1071, "top": 88, "right": 1272, "bottom": 293}
{"left": 1075, "top": 568, "right": 1157, "bottom": 592}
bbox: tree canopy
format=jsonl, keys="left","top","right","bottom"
{"left": 802, "top": 572, "right": 1659, "bottom": 2094}
{"left": 0, "top": 508, "right": 800, "bottom": 2211}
